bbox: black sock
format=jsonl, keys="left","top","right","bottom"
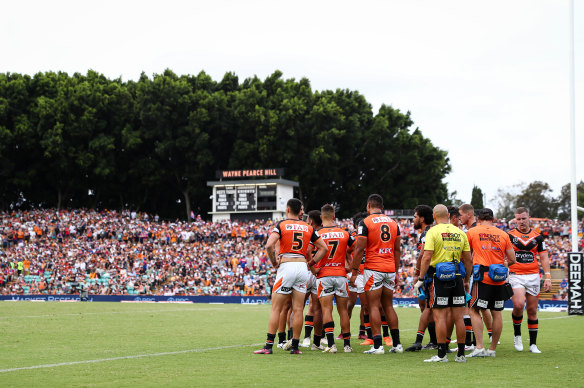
{"left": 428, "top": 321, "right": 437, "bottom": 344}
{"left": 512, "top": 314, "right": 523, "bottom": 337}
{"left": 291, "top": 338, "right": 300, "bottom": 350}
{"left": 528, "top": 319, "right": 538, "bottom": 346}
{"left": 287, "top": 328, "right": 292, "bottom": 341}
{"left": 457, "top": 343, "right": 465, "bottom": 357}
{"left": 364, "top": 314, "right": 372, "bottom": 339}
{"left": 381, "top": 316, "right": 389, "bottom": 337}
{"left": 415, "top": 330, "right": 424, "bottom": 344}
{"left": 464, "top": 317, "right": 473, "bottom": 346}
{"left": 343, "top": 332, "right": 351, "bottom": 347}
{"left": 265, "top": 333, "right": 276, "bottom": 350}
{"left": 373, "top": 335, "right": 382, "bottom": 349}
{"left": 488, "top": 329, "right": 493, "bottom": 339}
{"left": 314, "top": 334, "right": 321, "bottom": 347}
{"left": 324, "top": 321, "right": 335, "bottom": 347}
{"left": 438, "top": 343, "right": 447, "bottom": 358}
{"left": 304, "top": 315, "right": 314, "bottom": 338}
{"left": 390, "top": 329, "right": 401, "bottom": 346}
{"left": 278, "top": 332, "right": 286, "bottom": 344}
{"left": 359, "top": 325, "right": 366, "bottom": 336}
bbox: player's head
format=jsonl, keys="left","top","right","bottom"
{"left": 447, "top": 206, "right": 461, "bottom": 227}
{"left": 459, "top": 204, "right": 475, "bottom": 226}
{"left": 413, "top": 205, "right": 433, "bottom": 229}
{"left": 286, "top": 198, "right": 303, "bottom": 217}
{"left": 366, "top": 194, "right": 383, "bottom": 212}
{"left": 307, "top": 210, "right": 322, "bottom": 228}
{"left": 320, "top": 204, "right": 335, "bottom": 221}
{"left": 433, "top": 204, "right": 449, "bottom": 223}
{"left": 478, "top": 208, "right": 494, "bottom": 222}
{"left": 514, "top": 206, "right": 530, "bottom": 231}
{"left": 352, "top": 211, "right": 367, "bottom": 228}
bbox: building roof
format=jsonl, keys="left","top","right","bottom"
{"left": 207, "top": 179, "right": 299, "bottom": 187}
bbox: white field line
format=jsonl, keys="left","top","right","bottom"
{"left": 0, "top": 307, "right": 250, "bottom": 320}
{"left": 0, "top": 343, "right": 264, "bottom": 373}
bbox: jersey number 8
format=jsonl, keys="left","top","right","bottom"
{"left": 380, "top": 224, "right": 391, "bottom": 242}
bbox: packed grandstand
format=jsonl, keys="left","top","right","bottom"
{"left": 0, "top": 209, "right": 581, "bottom": 298}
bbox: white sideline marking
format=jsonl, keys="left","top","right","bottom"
{"left": 539, "top": 315, "right": 577, "bottom": 321}
{"left": 0, "top": 343, "right": 264, "bottom": 373}
{"left": 0, "top": 307, "right": 226, "bottom": 320}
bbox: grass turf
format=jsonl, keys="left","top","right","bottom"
{"left": 0, "top": 302, "right": 583, "bottom": 387}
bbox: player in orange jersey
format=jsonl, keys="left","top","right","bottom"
{"left": 466, "top": 208, "right": 516, "bottom": 358}
{"left": 301, "top": 210, "right": 325, "bottom": 350}
{"left": 350, "top": 194, "right": 402, "bottom": 354}
{"left": 254, "top": 199, "right": 328, "bottom": 355}
{"left": 508, "top": 207, "right": 551, "bottom": 354}
{"left": 312, "top": 204, "right": 356, "bottom": 353}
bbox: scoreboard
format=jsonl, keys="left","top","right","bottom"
{"left": 214, "top": 184, "right": 277, "bottom": 212}
{"left": 207, "top": 170, "right": 297, "bottom": 221}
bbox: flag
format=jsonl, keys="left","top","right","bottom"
{"left": 190, "top": 211, "right": 195, "bottom": 219}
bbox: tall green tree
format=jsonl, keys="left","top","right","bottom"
{"left": 471, "top": 185, "right": 484, "bottom": 209}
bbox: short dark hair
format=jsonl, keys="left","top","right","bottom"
{"left": 320, "top": 204, "right": 335, "bottom": 218}
{"left": 367, "top": 194, "right": 383, "bottom": 209}
{"left": 459, "top": 204, "right": 474, "bottom": 214}
{"left": 352, "top": 211, "right": 368, "bottom": 228}
{"left": 515, "top": 207, "right": 529, "bottom": 215}
{"left": 414, "top": 205, "right": 433, "bottom": 225}
{"left": 287, "top": 198, "right": 303, "bottom": 216}
{"left": 478, "top": 208, "right": 494, "bottom": 221}
{"left": 307, "top": 210, "right": 322, "bottom": 226}
{"left": 447, "top": 206, "right": 460, "bottom": 218}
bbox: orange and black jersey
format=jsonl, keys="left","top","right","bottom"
{"left": 416, "top": 225, "right": 431, "bottom": 254}
{"left": 358, "top": 212, "right": 400, "bottom": 273}
{"left": 317, "top": 226, "right": 355, "bottom": 278}
{"left": 507, "top": 228, "right": 547, "bottom": 275}
{"left": 272, "top": 219, "right": 321, "bottom": 260}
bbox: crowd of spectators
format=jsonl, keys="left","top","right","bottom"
{"left": 0, "top": 209, "right": 582, "bottom": 299}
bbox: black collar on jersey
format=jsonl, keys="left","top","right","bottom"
{"left": 514, "top": 227, "right": 532, "bottom": 235}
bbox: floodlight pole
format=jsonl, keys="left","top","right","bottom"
{"left": 569, "top": 0, "right": 579, "bottom": 253}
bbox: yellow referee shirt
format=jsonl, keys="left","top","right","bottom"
{"left": 424, "top": 223, "right": 470, "bottom": 268}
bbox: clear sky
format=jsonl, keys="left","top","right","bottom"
{"left": 2, "top": 0, "right": 582, "bottom": 209}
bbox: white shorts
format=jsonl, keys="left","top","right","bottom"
{"left": 306, "top": 272, "right": 318, "bottom": 294}
{"left": 348, "top": 273, "right": 364, "bottom": 294}
{"left": 273, "top": 262, "right": 309, "bottom": 294}
{"left": 509, "top": 273, "right": 540, "bottom": 296}
{"left": 363, "top": 269, "right": 396, "bottom": 292}
{"left": 317, "top": 276, "right": 349, "bottom": 298}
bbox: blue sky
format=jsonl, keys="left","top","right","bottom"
{"left": 2, "top": 0, "right": 582, "bottom": 209}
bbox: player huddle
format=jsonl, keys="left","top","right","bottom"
{"left": 254, "top": 195, "right": 551, "bottom": 363}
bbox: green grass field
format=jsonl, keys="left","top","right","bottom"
{"left": 1, "top": 302, "right": 583, "bottom": 387}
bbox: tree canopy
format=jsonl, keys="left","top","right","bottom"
{"left": 0, "top": 70, "right": 452, "bottom": 219}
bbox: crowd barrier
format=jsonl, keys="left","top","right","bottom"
{"left": 0, "top": 294, "right": 569, "bottom": 309}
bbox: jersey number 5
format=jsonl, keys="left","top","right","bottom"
{"left": 292, "top": 232, "right": 303, "bottom": 250}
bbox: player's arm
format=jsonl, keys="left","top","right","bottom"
{"left": 414, "top": 241, "right": 424, "bottom": 282}
{"left": 540, "top": 250, "right": 552, "bottom": 292}
{"left": 307, "top": 237, "right": 328, "bottom": 265}
{"left": 418, "top": 249, "right": 433, "bottom": 280}
{"left": 393, "top": 231, "right": 401, "bottom": 274}
{"left": 265, "top": 232, "right": 280, "bottom": 267}
{"left": 460, "top": 250, "right": 472, "bottom": 284}
{"left": 349, "top": 237, "right": 366, "bottom": 283}
{"left": 505, "top": 248, "right": 516, "bottom": 267}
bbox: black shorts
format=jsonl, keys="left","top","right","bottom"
{"left": 468, "top": 281, "right": 506, "bottom": 311}
{"left": 427, "top": 275, "right": 466, "bottom": 308}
